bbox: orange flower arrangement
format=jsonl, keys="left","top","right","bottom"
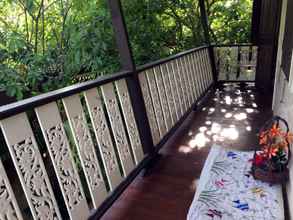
{"left": 256, "top": 122, "right": 293, "bottom": 172}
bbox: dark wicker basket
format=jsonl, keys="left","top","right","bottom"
{"left": 251, "top": 116, "right": 291, "bottom": 184}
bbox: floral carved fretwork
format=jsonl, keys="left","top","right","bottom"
{"left": 12, "top": 137, "right": 61, "bottom": 220}
{"left": 0, "top": 161, "right": 23, "bottom": 220}
{"left": 106, "top": 98, "right": 131, "bottom": 163}
{"left": 118, "top": 91, "right": 141, "bottom": 151}
{"left": 45, "top": 124, "right": 84, "bottom": 211}
{"left": 139, "top": 73, "right": 160, "bottom": 145}
{"left": 91, "top": 106, "right": 118, "bottom": 173}
{"left": 71, "top": 115, "right": 103, "bottom": 188}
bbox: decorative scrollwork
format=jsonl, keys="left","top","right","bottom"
{"left": 155, "top": 69, "right": 172, "bottom": 132}
{"left": 71, "top": 115, "right": 103, "bottom": 188}
{"left": 12, "top": 137, "right": 60, "bottom": 219}
{"left": 0, "top": 166, "right": 22, "bottom": 220}
{"left": 118, "top": 91, "right": 141, "bottom": 151}
{"left": 92, "top": 106, "right": 118, "bottom": 172}
{"left": 139, "top": 74, "right": 160, "bottom": 145}
{"left": 45, "top": 124, "right": 84, "bottom": 211}
{"left": 107, "top": 98, "right": 131, "bottom": 162}
{"left": 147, "top": 70, "right": 166, "bottom": 137}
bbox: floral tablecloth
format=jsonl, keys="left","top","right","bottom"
{"left": 187, "top": 145, "right": 284, "bottom": 220}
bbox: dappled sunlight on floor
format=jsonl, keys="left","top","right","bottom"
{"left": 178, "top": 83, "right": 266, "bottom": 154}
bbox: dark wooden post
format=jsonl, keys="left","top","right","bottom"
{"left": 107, "top": 0, "right": 155, "bottom": 155}
{"left": 199, "top": 0, "right": 218, "bottom": 83}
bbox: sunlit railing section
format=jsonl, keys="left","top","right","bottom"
{"left": 0, "top": 46, "right": 215, "bottom": 220}
{"left": 0, "top": 75, "right": 144, "bottom": 220}
{"left": 138, "top": 47, "right": 214, "bottom": 145}
{"left": 214, "top": 45, "right": 258, "bottom": 81}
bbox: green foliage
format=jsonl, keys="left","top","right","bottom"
{"left": 207, "top": 0, "right": 253, "bottom": 44}
{"left": 0, "top": 0, "right": 252, "bottom": 100}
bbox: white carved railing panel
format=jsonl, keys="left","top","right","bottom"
{"left": 0, "top": 113, "right": 62, "bottom": 220}
{"left": 165, "top": 63, "right": 179, "bottom": 123}
{"left": 200, "top": 50, "right": 208, "bottom": 90}
{"left": 171, "top": 60, "right": 184, "bottom": 118}
{"left": 160, "top": 64, "right": 175, "bottom": 127}
{"left": 0, "top": 159, "right": 24, "bottom": 220}
{"left": 252, "top": 46, "right": 258, "bottom": 65}
{"left": 182, "top": 56, "right": 192, "bottom": 105}
{"left": 179, "top": 57, "right": 191, "bottom": 108}
{"left": 84, "top": 88, "right": 122, "bottom": 190}
{"left": 187, "top": 55, "right": 197, "bottom": 103}
{"left": 195, "top": 52, "right": 204, "bottom": 95}
{"left": 62, "top": 94, "right": 107, "bottom": 208}
{"left": 115, "top": 79, "right": 145, "bottom": 164}
{"left": 138, "top": 73, "right": 160, "bottom": 145}
{"left": 101, "top": 83, "right": 135, "bottom": 176}
{"left": 190, "top": 53, "right": 201, "bottom": 100}
{"left": 193, "top": 53, "right": 202, "bottom": 98}
{"left": 186, "top": 54, "right": 197, "bottom": 102}
{"left": 167, "top": 61, "right": 181, "bottom": 121}
{"left": 204, "top": 49, "right": 213, "bottom": 85}
{"left": 186, "top": 55, "right": 195, "bottom": 102}
{"left": 146, "top": 69, "right": 167, "bottom": 138}
{"left": 35, "top": 103, "right": 89, "bottom": 220}
{"left": 153, "top": 66, "right": 172, "bottom": 132}
{"left": 176, "top": 59, "right": 188, "bottom": 112}
{"left": 240, "top": 46, "right": 250, "bottom": 65}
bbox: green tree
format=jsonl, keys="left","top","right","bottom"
{"left": 0, "top": 0, "right": 253, "bottom": 100}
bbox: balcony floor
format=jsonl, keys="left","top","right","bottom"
{"left": 102, "top": 83, "right": 276, "bottom": 220}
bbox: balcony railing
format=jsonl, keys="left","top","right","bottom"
{"left": 213, "top": 44, "right": 258, "bottom": 82}
{"left": 0, "top": 45, "right": 217, "bottom": 220}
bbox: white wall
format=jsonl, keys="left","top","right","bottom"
{"left": 272, "top": 0, "right": 293, "bottom": 218}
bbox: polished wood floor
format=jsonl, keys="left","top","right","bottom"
{"left": 102, "top": 83, "right": 274, "bottom": 220}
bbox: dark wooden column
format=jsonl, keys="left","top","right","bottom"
{"left": 254, "top": 0, "right": 282, "bottom": 94}
{"left": 107, "top": 0, "right": 155, "bottom": 155}
{"left": 198, "top": 0, "right": 218, "bottom": 83}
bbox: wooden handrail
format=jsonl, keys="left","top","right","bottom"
{"left": 137, "top": 45, "right": 208, "bottom": 73}
{"left": 212, "top": 43, "right": 257, "bottom": 47}
{"left": 0, "top": 70, "right": 132, "bottom": 119}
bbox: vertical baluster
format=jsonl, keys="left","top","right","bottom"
{"left": 183, "top": 56, "right": 193, "bottom": 105}
{"left": 236, "top": 46, "right": 241, "bottom": 80}
{"left": 115, "top": 79, "right": 145, "bottom": 164}
{"left": 230, "top": 47, "right": 238, "bottom": 79}
{"left": 200, "top": 50, "right": 209, "bottom": 90}
{"left": 0, "top": 159, "right": 24, "bottom": 220}
{"left": 191, "top": 52, "right": 201, "bottom": 99}
{"left": 251, "top": 46, "right": 257, "bottom": 80}
{"left": 177, "top": 58, "right": 189, "bottom": 111}
{"left": 160, "top": 64, "right": 175, "bottom": 126}
{"left": 62, "top": 94, "right": 107, "bottom": 208}
{"left": 186, "top": 54, "right": 197, "bottom": 102}
{"left": 35, "top": 103, "right": 89, "bottom": 220}
{"left": 154, "top": 66, "right": 172, "bottom": 131}
{"left": 101, "top": 83, "right": 135, "bottom": 176}
{"left": 1, "top": 113, "right": 62, "bottom": 220}
{"left": 84, "top": 88, "right": 122, "bottom": 190}
{"left": 171, "top": 60, "right": 184, "bottom": 118}
{"left": 145, "top": 69, "right": 167, "bottom": 138}
{"left": 166, "top": 62, "right": 180, "bottom": 122}
{"left": 204, "top": 49, "right": 212, "bottom": 87}
{"left": 138, "top": 73, "right": 160, "bottom": 145}
{"left": 182, "top": 57, "right": 192, "bottom": 107}
{"left": 185, "top": 55, "right": 196, "bottom": 104}
{"left": 195, "top": 52, "right": 205, "bottom": 95}
{"left": 204, "top": 49, "right": 213, "bottom": 85}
